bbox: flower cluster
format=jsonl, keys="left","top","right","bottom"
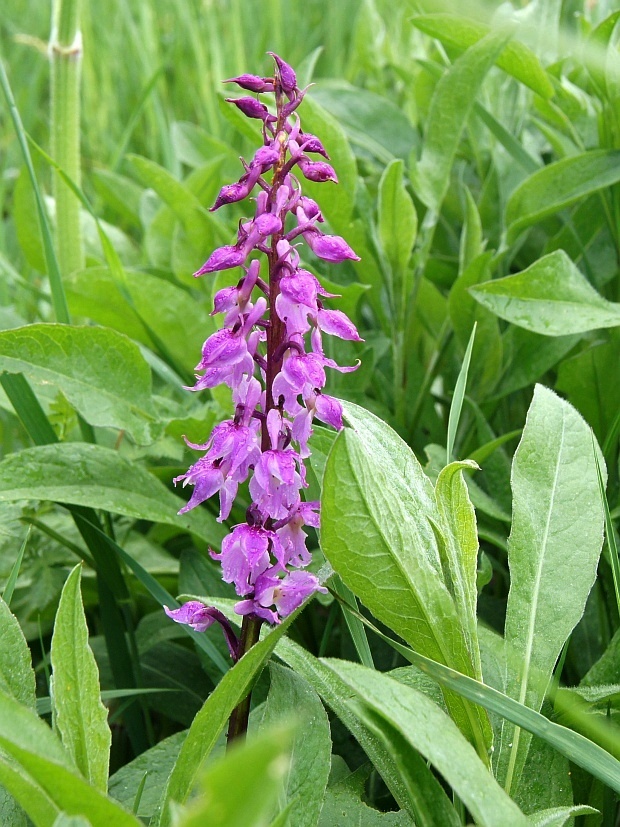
{"left": 165, "top": 53, "right": 361, "bottom": 641}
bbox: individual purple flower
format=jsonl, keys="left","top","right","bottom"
{"left": 224, "top": 74, "right": 275, "bottom": 94}
{"left": 226, "top": 97, "right": 274, "bottom": 121}
{"left": 304, "top": 231, "right": 361, "bottom": 263}
{"left": 268, "top": 52, "right": 297, "bottom": 95}
{"left": 168, "top": 53, "right": 362, "bottom": 635}
{"left": 164, "top": 602, "right": 239, "bottom": 660}
{"left": 297, "top": 156, "right": 338, "bottom": 184}
{"left": 211, "top": 523, "right": 283, "bottom": 596}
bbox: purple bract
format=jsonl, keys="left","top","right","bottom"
{"left": 165, "top": 52, "right": 362, "bottom": 645}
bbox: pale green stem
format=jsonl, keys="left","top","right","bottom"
{"left": 50, "top": 0, "right": 84, "bottom": 277}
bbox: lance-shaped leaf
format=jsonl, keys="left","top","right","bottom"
{"left": 411, "top": 31, "right": 511, "bottom": 212}
{"left": 470, "top": 251, "right": 620, "bottom": 335}
{"left": 51, "top": 565, "right": 111, "bottom": 793}
{"left": 321, "top": 402, "right": 492, "bottom": 756}
{"left": 155, "top": 610, "right": 299, "bottom": 827}
{"left": 262, "top": 665, "right": 331, "bottom": 827}
{"left": 497, "top": 386, "right": 605, "bottom": 795}
{"left": 410, "top": 14, "right": 553, "bottom": 98}
{"left": 0, "top": 442, "right": 226, "bottom": 547}
{"left": 505, "top": 150, "right": 620, "bottom": 241}
{"left": 325, "top": 661, "right": 528, "bottom": 827}
{"left": 434, "top": 460, "right": 482, "bottom": 679}
{"left": 0, "top": 324, "right": 160, "bottom": 445}
{"left": 0, "top": 689, "right": 140, "bottom": 827}
{"left": 0, "top": 597, "right": 36, "bottom": 826}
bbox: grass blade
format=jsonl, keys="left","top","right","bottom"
{"left": 0, "top": 59, "right": 70, "bottom": 324}
{"left": 447, "top": 322, "right": 476, "bottom": 461}
{"left": 2, "top": 525, "right": 30, "bottom": 607}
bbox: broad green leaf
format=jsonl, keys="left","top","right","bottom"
{"left": 126, "top": 155, "right": 225, "bottom": 252}
{"left": 411, "top": 31, "right": 511, "bottom": 212}
{"left": 556, "top": 335, "right": 620, "bottom": 443}
{"left": 65, "top": 268, "right": 215, "bottom": 375}
{"left": 326, "top": 661, "right": 528, "bottom": 827}
{"left": 175, "top": 724, "right": 294, "bottom": 827}
{"left": 0, "top": 442, "right": 226, "bottom": 547}
{"left": 156, "top": 611, "right": 299, "bottom": 827}
{"left": 492, "top": 327, "right": 579, "bottom": 401}
{"left": 471, "top": 251, "right": 620, "bottom": 335}
{"left": 170, "top": 121, "right": 234, "bottom": 169}
{"left": 0, "top": 598, "right": 35, "bottom": 709}
{"left": 0, "top": 598, "right": 35, "bottom": 827}
{"left": 109, "top": 731, "right": 186, "bottom": 822}
{"left": 319, "top": 779, "right": 413, "bottom": 827}
{"left": 498, "top": 386, "right": 605, "bottom": 795}
{"left": 0, "top": 324, "right": 160, "bottom": 444}
{"left": 582, "top": 626, "right": 620, "bottom": 686}
{"left": 0, "top": 689, "right": 140, "bottom": 827}
{"left": 434, "top": 460, "right": 481, "bottom": 678}
{"left": 52, "top": 816, "right": 92, "bottom": 827}
{"left": 312, "top": 83, "right": 418, "bottom": 164}
{"left": 262, "top": 665, "right": 331, "bottom": 827}
{"left": 273, "top": 636, "right": 414, "bottom": 819}
{"left": 50, "top": 565, "right": 111, "bottom": 792}
{"left": 526, "top": 807, "right": 598, "bottom": 827}
{"left": 410, "top": 14, "right": 554, "bottom": 98}
{"left": 378, "top": 159, "right": 417, "bottom": 280}
{"left": 321, "top": 402, "right": 492, "bottom": 755}
{"left": 505, "top": 150, "right": 620, "bottom": 241}
{"left": 299, "top": 96, "right": 357, "bottom": 233}
{"left": 331, "top": 598, "right": 620, "bottom": 796}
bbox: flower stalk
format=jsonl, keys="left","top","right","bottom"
{"left": 164, "top": 53, "right": 362, "bottom": 744}
{"left": 50, "top": 0, "right": 84, "bottom": 277}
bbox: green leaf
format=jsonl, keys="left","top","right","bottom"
{"left": 0, "top": 442, "right": 226, "bottom": 547}
{"left": 411, "top": 31, "right": 511, "bottom": 212}
{"left": 410, "top": 14, "right": 554, "bottom": 98}
{"left": 449, "top": 252, "right": 502, "bottom": 398}
{"left": 498, "top": 386, "right": 605, "bottom": 795}
{"left": 52, "top": 815, "right": 92, "bottom": 827}
{"left": 0, "top": 688, "right": 141, "bottom": 827}
{"left": 262, "top": 665, "right": 331, "bottom": 827}
{"left": 556, "top": 335, "right": 620, "bottom": 444}
{"left": 0, "top": 63, "right": 70, "bottom": 324}
{"left": 311, "top": 83, "right": 418, "bottom": 164}
{"left": 505, "top": 150, "right": 620, "bottom": 241}
{"left": 156, "top": 611, "right": 299, "bottom": 827}
{"left": 378, "top": 159, "right": 417, "bottom": 279}
{"left": 125, "top": 155, "right": 226, "bottom": 252}
{"left": 330, "top": 598, "right": 620, "bottom": 797}
{"left": 434, "top": 459, "right": 481, "bottom": 679}
{"left": 526, "top": 806, "right": 598, "bottom": 826}
{"left": 321, "top": 402, "right": 492, "bottom": 756}
{"left": 0, "top": 597, "right": 36, "bottom": 709}
{"left": 471, "top": 251, "right": 620, "bottom": 335}
{"left": 318, "top": 778, "right": 414, "bottom": 827}
{"left": 109, "top": 731, "right": 187, "bottom": 822}
{"left": 0, "top": 324, "right": 161, "bottom": 445}
{"left": 492, "top": 327, "right": 579, "bottom": 401}
{"left": 50, "top": 565, "right": 111, "bottom": 793}
{"left": 65, "top": 268, "right": 215, "bottom": 375}
{"left": 174, "top": 724, "right": 294, "bottom": 827}
{"left": 273, "top": 636, "right": 415, "bottom": 820}
{"left": 446, "top": 323, "right": 476, "bottom": 461}
{"left": 326, "top": 660, "right": 528, "bottom": 827}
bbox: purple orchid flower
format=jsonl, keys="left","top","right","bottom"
{"left": 167, "top": 52, "right": 362, "bottom": 653}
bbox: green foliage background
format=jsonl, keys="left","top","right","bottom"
{"left": 0, "top": 0, "right": 620, "bottom": 825}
